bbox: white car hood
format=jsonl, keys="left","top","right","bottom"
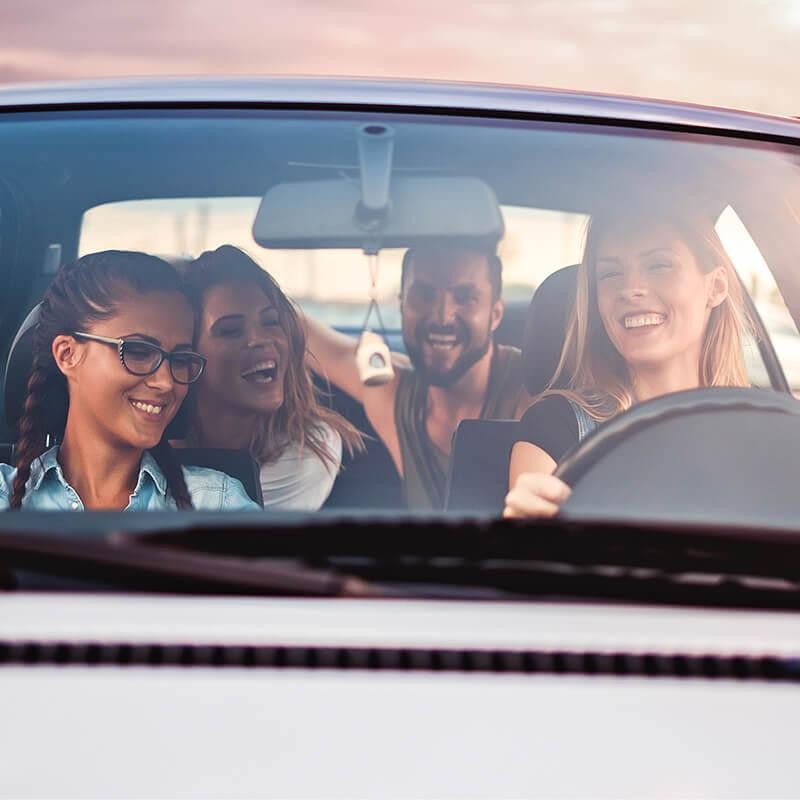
{"left": 2, "top": 592, "right": 800, "bottom": 652}
{"left": 2, "top": 594, "right": 800, "bottom": 799}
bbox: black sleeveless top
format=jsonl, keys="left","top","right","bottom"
{"left": 516, "top": 394, "right": 598, "bottom": 463}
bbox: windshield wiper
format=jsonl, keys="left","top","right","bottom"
{"left": 113, "top": 515, "right": 800, "bottom": 610}
{"left": 0, "top": 530, "right": 378, "bottom": 597}
{"left": 8, "top": 517, "right": 800, "bottom": 609}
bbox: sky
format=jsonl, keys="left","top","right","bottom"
{"left": 1, "top": 0, "right": 799, "bottom": 116}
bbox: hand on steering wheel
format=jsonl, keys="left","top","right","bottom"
{"left": 503, "top": 472, "right": 571, "bottom": 519}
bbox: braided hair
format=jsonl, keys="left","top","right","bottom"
{"left": 10, "top": 251, "right": 194, "bottom": 510}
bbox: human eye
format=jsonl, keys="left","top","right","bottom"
{"left": 122, "top": 340, "right": 160, "bottom": 372}
{"left": 410, "top": 284, "right": 435, "bottom": 304}
{"left": 124, "top": 340, "right": 156, "bottom": 358}
{"left": 597, "top": 268, "right": 622, "bottom": 281}
{"left": 170, "top": 350, "right": 192, "bottom": 366}
{"left": 169, "top": 350, "right": 204, "bottom": 383}
{"left": 215, "top": 323, "right": 243, "bottom": 338}
{"left": 261, "top": 311, "right": 281, "bottom": 328}
{"left": 648, "top": 260, "right": 674, "bottom": 274}
{"left": 453, "top": 287, "right": 478, "bottom": 305}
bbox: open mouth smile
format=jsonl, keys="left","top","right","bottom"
{"left": 241, "top": 360, "right": 279, "bottom": 384}
{"left": 425, "top": 332, "right": 461, "bottom": 351}
{"left": 129, "top": 399, "right": 167, "bottom": 418}
{"left": 622, "top": 313, "right": 666, "bottom": 330}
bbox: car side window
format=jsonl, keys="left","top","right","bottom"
{"left": 716, "top": 205, "right": 798, "bottom": 392}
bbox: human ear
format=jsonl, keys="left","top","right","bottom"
{"left": 51, "top": 335, "right": 84, "bottom": 378}
{"left": 490, "top": 297, "right": 505, "bottom": 333}
{"left": 707, "top": 266, "right": 729, "bottom": 309}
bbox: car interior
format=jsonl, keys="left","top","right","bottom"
{"left": 1, "top": 109, "right": 799, "bottom": 516}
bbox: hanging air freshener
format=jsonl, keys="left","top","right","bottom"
{"left": 355, "top": 254, "right": 394, "bottom": 386}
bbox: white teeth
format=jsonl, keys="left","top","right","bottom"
{"left": 131, "top": 400, "right": 164, "bottom": 415}
{"left": 427, "top": 334, "right": 458, "bottom": 348}
{"left": 624, "top": 314, "right": 665, "bottom": 329}
{"left": 242, "top": 360, "right": 277, "bottom": 378}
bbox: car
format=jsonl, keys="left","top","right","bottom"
{"left": 2, "top": 76, "right": 800, "bottom": 797}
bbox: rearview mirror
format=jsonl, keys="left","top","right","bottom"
{"left": 252, "top": 176, "right": 504, "bottom": 253}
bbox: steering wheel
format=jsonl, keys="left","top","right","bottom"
{"left": 554, "top": 388, "right": 800, "bottom": 529}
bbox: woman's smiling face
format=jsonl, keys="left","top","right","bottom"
{"left": 594, "top": 221, "right": 728, "bottom": 375}
{"left": 58, "top": 289, "right": 194, "bottom": 451}
{"left": 194, "top": 281, "right": 290, "bottom": 416}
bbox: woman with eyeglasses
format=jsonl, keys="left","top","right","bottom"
{"left": 0, "top": 251, "right": 258, "bottom": 511}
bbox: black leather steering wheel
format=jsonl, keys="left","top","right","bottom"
{"left": 554, "top": 388, "right": 800, "bottom": 529}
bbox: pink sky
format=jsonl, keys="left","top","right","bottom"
{"left": 1, "top": 0, "right": 799, "bottom": 115}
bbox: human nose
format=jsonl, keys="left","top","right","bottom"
{"left": 245, "top": 321, "right": 271, "bottom": 349}
{"left": 619, "top": 267, "right": 648, "bottom": 301}
{"left": 433, "top": 292, "right": 456, "bottom": 324}
{"left": 144, "top": 357, "right": 176, "bottom": 391}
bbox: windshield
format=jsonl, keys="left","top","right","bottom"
{"left": 1, "top": 107, "right": 799, "bottom": 536}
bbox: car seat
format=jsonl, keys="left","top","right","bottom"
{"left": 494, "top": 297, "right": 530, "bottom": 349}
{"left": 444, "top": 265, "right": 578, "bottom": 512}
{"left": 521, "top": 264, "right": 577, "bottom": 396}
{"left": 443, "top": 418, "right": 519, "bottom": 512}
{"left": 2, "top": 304, "right": 263, "bottom": 505}
{"left": 319, "top": 378, "right": 405, "bottom": 509}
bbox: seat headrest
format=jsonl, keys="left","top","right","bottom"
{"left": 4, "top": 304, "right": 42, "bottom": 430}
{"left": 522, "top": 264, "right": 578, "bottom": 396}
{"left": 3, "top": 303, "right": 189, "bottom": 439}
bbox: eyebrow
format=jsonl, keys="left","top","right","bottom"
{"left": 211, "top": 307, "right": 277, "bottom": 326}
{"left": 122, "top": 332, "right": 161, "bottom": 345}
{"left": 211, "top": 314, "right": 244, "bottom": 327}
{"left": 411, "top": 280, "right": 480, "bottom": 292}
{"left": 640, "top": 247, "right": 675, "bottom": 258}
{"left": 597, "top": 248, "right": 676, "bottom": 264}
{"left": 121, "top": 333, "right": 193, "bottom": 350}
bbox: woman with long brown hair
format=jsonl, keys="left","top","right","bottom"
{"left": 178, "top": 246, "right": 362, "bottom": 510}
{"left": 0, "top": 251, "right": 258, "bottom": 511}
{"left": 504, "top": 199, "right": 752, "bottom": 518}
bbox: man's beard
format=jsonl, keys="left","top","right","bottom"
{"left": 404, "top": 321, "right": 493, "bottom": 388}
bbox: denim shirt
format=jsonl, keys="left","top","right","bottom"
{"left": 0, "top": 446, "right": 259, "bottom": 511}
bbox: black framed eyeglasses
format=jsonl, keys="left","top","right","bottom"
{"left": 72, "top": 332, "right": 207, "bottom": 385}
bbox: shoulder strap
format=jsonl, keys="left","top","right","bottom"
{"left": 394, "top": 369, "right": 446, "bottom": 510}
{"left": 566, "top": 398, "right": 598, "bottom": 441}
{"left": 481, "top": 345, "right": 525, "bottom": 420}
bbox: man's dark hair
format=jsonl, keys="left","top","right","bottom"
{"left": 400, "top": 246, "right": 503, "bottom": 300}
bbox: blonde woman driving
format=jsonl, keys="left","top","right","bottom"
{"left": 504, "top": 199, "right": 752, "bottom": 519}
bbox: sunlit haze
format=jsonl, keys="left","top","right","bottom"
{"left": 2, "top": 0, "right": 799, "bottom": 116}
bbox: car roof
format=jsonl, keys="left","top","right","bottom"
{"left": 1, "top": 75, "right": 799, "bottom": 141}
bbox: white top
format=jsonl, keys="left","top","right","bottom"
{"left": 259, "top": 423, "right": 342, "bottom": 510}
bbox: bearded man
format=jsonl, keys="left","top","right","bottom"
{"left": 304, "top": 245, "right": 530, "bottom": 510}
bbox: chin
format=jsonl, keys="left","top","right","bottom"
{"left": 238, "top": 392, "right": 285, "bottom": 416}
{"left": 624, "top": 351, "right": 672, "bottom": 371}
{"left": 137, "top": 431, "right": 167, "bottom": 450}
{"left": 256, "top": 397, "right": 285, "bottom": 414}
{"left": 423, "top": 359, "right": 458, "bottom": 379}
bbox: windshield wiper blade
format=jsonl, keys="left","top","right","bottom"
{"left": 0, "top": 531, "right": 378, "bottom": 597}
{"left": 110, "top": 517, "right": 800, "bottom": 609}
{"left": 121, "top": 515, "right": 800, "bottom": 571}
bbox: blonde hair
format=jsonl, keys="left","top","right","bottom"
{"left": 545, "top": 202, "right": 753, "bottom": 422}
{"left": 181, "top": 246, "right": 363, "bottom": 469}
